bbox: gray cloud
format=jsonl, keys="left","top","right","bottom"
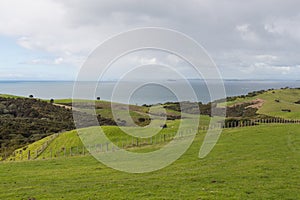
{"left": 0, "top": 0, "right": 300, "bottom": 79}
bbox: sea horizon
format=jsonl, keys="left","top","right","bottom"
{"left": 1, "top": 79, "right": 300, "bottom": 105}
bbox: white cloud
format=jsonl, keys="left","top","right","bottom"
{"left": 0, "top": 0, "right": 300, "bottom": 79}
{"left": 264, "top": 15, "right": 300, "bottom": 42}
{"left": 255, "top": 54, "right": 278, "bottom": 61}
{"left": 236, "top": 24, "right": 259, "bottom": 43}
{"left": 243, "top": 63, "right": 292, "bottom": 76}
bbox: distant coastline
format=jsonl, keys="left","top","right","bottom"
{"left": 0, "top": 80, "right": 300, "bottom": 105}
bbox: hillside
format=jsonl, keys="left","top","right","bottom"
{"left": 0, "top": 96, "right": 116, "bottom": 158}
{"left": 8, "top": 116, "right": 212, "bottom": 161}
{"left": 2, "top": 87, "right": 300, "bottom": 160}
{"left": 1, "top": 88, "right": 300, "bottom": 199}
{"left": 56, "top": 99, "right": 182, "bottom": 125}
{"left": 226, "top": 88, "right": 300, "bottom": 119}
{"left": 0, "top": 124, "right": 299, "bottom": 199}
{"left": 0, "top": 95, "right": 184, "bottom": 159}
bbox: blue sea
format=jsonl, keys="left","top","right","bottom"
{"left": 0, "top": 80, "right": 300, "bottom": 105}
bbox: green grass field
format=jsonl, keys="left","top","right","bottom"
{"left": 1, "top": 89, "right": 300, "bottom": 199}
{"left": 1, "top": 124, "right": 300, "bottom": 199}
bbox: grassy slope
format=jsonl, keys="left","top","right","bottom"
{"left": 0, "top": 94, "right": 21, "bottom": 98}
{"left": 0, "top": 124, "right": 299, "bottom": 199}
{"left": 55, "top": 99, "right": 163, "bottom": 126}
{"left": 227, "top": 88, "right": 300, "bottom": 119}
{"left": 38, "top": 116, "right": 211, "bottom": 158}
{"left": 6, "top": 134, "right": 58, "bottom": 161}
{"left": 55, "top": 98, "right": 181, "bottom": 115}
{"left": 38, "top": 130, "right": 83, "bottom": 159}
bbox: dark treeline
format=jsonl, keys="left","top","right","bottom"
{"left": 0, "top": 97, "right": 115, "bottom": 158}
{"left": 161, "top": 101, "right": 258, "bottom": 118}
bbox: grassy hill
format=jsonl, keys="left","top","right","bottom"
{"left": 225, "top": 88, "right": 300, "bottom": 119}
{"left": 0, "top": 95, "right": 176, "bottom": 158}
{"left": 0, "top": 124, "right": 299, "bottom": 199}
{"left": 0, "top": 95, "right": 120, "bottom": 158}
{"left": 3, "top": 87, "right": 300, "bottom": 160}
{"left": 0, "top": 96, "right": 76, "bottom": 157}
{"left": 55, "top": 98, "right": 182, "bottom": 126}
{"left": 8, "top": 116, "right": 212, "bottom": 161}
{"left": 1, "top": 88, "right": 300, "bottom": 199}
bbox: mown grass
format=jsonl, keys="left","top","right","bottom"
{"left": 0, "top": 124, "right": 299, "bottom": 199}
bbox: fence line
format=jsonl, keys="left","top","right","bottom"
{"left": 2, "top": 117, "right": 300, "bottom": 162}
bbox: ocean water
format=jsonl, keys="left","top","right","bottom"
{"left": 0, "top": 80, "right": 299, "bottom": 105}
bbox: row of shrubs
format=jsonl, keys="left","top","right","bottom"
{"left": 161, "top": 101, "right": 258, "bottom": 118}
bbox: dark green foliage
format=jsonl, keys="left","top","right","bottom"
{"left": 224, "top": 118, "right": 256, "bottom": 127}
{"left": 138, "top": 117, "right": 145, "bottom": 122}
{"left": 0, "top": 97, "right": 116, "bottom": 158}
{"left": 163, "top": 101, "right": 212, "bottom": 116}
{"left": 226, "top": 102, "right": 258, "bottom": 118}
{"left": 163, "top": 100, "right": 260, "bottom": 119}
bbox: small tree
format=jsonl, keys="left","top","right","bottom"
{"left": 96, "top": 97, "right": 101, "bottom": 100}
{"left": 50, "top": 99, "right": 54, "bottom": 104}
{"left": 29, "top": 94, "right": 34, "bottom": 98}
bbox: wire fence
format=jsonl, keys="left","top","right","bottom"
{"left": 2, "top": 117, "right": 300, "bottom": 162}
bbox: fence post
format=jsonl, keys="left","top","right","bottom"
{"left": 4, "top": 147, "right": 7, "bottom": 160}
{"left": 28, "top": 150, "right": 31, "bottom": 160}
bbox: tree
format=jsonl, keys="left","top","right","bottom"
{"left": 29, "top": 95, "right": 34, "bottom": 98}
{"left": 50, "top": 99, "right": 54, "bottom": 104}
{"left": 96, "top": 97, "right": 101, "bottom": 100}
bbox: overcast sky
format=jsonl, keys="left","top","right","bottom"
{"left": 0, "top": 0, "right": 300, "bottom": 80}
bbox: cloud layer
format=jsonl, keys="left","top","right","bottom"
{"left": 0, "top": 0, "right": 300, "bottom": 79}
